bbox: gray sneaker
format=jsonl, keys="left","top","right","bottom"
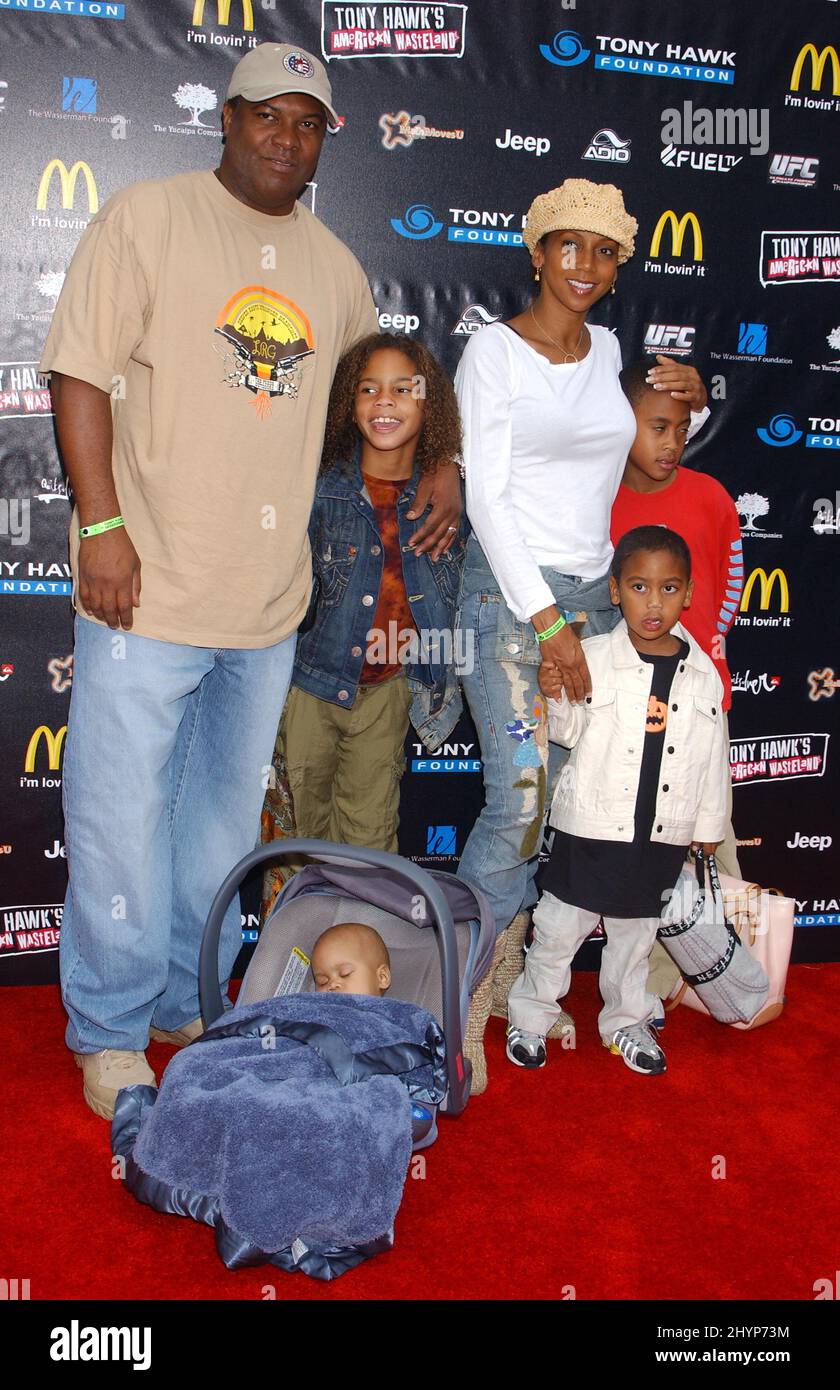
{"left": 506, "top": 1027, "right": 547, "bottom": 1069}
{"left": 604, "top": 1024, "right": 666, "bottom": 1075}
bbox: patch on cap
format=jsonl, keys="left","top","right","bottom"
{"left": 283, "top": 51, "right": 314, "bottom": 78}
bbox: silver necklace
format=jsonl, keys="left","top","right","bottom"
{"left": 530, "top": 304, "right": 587, "bottom": 363}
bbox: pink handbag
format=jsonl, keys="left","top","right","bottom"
{"left": 666, "top": 873, "right": 794, "bottom": 1030}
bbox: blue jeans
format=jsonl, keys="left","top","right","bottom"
{"left": 61, "top": 616, "right": 296, "bottom": 1053}
{"left": 456, "top": 536, "right": 619, "bottom": 935}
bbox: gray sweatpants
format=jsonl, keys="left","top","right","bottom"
{"left": 508, "top": 890, "right": 660, "bottom": 1041}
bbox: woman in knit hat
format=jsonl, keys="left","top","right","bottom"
{"left": 455, "top": 179, "right": 709, "bottom": 1091}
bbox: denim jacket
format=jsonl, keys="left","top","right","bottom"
{"left": 292, "top": 455, "right": 466, "bottom": 751}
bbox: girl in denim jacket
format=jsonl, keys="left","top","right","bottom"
{"left": 278, "top": 332, "right": 465, "bottom": 853}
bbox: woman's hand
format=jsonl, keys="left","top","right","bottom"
{"left": 691, "top": 841, "right": 722, "bottom": 856}
{"left": 531, "top": 607, "right": 591, "bottom": 702}
{"left": 649, "top": 355, "right": 707, "bottom": 411}
{"left": 406, "top": 461, "right": 462, "bottom": 559}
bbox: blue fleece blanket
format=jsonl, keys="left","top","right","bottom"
{"left": 112, "top": 994, "right": 447, "bottom": 1279}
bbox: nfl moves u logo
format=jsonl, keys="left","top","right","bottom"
{"left": 427, "top": 825, "right": 457, "bottom": 855}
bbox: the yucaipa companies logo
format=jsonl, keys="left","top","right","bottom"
{"left": 645, "top": 210, "right": 705, "bottom": 277}
{"left": 760, "top": 231, "right": 840, "bottom": 286}
{"left": 322, "top": 3, "right": 468, "bottom": 59}
{"left": 785, "top": 43, "right": 840, "bottom": 111}
{"left": 153, "top": 82, "right": 222, "bottom": 139}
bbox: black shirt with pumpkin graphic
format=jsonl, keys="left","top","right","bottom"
{"left": 542, "top": 641, "right": 690, "bottom": 919}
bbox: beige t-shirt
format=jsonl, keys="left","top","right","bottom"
{"left": 40, "top": 170, "right": 378, "bottom": 647}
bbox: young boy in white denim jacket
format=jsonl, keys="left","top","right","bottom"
{"left": 507, "top": 526, "right": 729, "bottom": 1076}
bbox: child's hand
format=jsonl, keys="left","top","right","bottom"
{"left": 538, "top": 661, "right": 565, "bottom": 700}
{"left": 691, "top": 841, "right": 721, "bottom": 856}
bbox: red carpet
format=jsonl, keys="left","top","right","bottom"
{"left": 2, "top": 965, "right": 836, "bottom": 1301}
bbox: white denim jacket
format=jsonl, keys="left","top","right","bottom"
{"left": 547, "top": 620, "right": 729, "bottom": 847}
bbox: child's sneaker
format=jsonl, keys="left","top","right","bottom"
{"left": 649, "top": 997, "right": 666, "bottom": 1033}
{"left": 506, "top": 1027, "right": 546, "bottom": 1069}
{"left": 604, "top": 1023, "right": 666, "bottom": 1075}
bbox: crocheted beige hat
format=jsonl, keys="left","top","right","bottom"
{"left": 524, "top": 179, "right": 638, "bottom": 263}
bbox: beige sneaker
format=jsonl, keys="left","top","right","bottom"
{"left": 149, "top": 1018, "right": 205, "bottom": 1047}
{"left": 74, "top": 1049, "right": 157, "bottom": 1121}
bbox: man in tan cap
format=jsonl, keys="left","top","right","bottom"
{"left": 40, "top": 42, "right": 461, "bottom": 1122}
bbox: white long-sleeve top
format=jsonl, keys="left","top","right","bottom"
{"left": 455, "top": 322, "right": 708, "bottom": 623}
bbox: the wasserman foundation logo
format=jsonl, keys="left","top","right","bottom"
{"left": 322, "top": 3, "right": 468, "bottom": 59}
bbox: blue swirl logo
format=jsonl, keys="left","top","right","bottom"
{"left": 539, "top": 30, "right": 591, "bottom": 67}
{"left": 390, "top": 203, "right": 444, "bottom": 240}
{"left": 756, "top": 413, "right": 803, "bottom": 447}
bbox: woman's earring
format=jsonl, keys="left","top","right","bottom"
{"left": 534, "top": 266, "right": 541, "bottom": 282}
{"left": 610, "top": 279, "right": 617, "bottom": 295}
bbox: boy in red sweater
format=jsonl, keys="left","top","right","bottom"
{"left": 610, "top": 360, "right": 742, "bottom": 880}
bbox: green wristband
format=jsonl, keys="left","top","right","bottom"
{"left": 79, "top": 515, "right": 125, "bottom": 539}
{"left": 535, "top": 614, "right": 567, "bottom": 643}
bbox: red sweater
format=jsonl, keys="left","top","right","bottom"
{"left": 610, "top": 468, "right": 743, "bottom": 709}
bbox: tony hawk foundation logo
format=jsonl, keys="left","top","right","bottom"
{"left": 213, "top": 286, "right": 314, "bottom": 418}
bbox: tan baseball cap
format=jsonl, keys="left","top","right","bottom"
{"left": 225, "top": 43, "right": 340, "bottom": 132}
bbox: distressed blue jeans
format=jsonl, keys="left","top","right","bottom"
{"left": 60, "top": 616, "right": 296, "bottom": 1053}
{"left": 455, "top": 536, "right": 619, "bottom": 936}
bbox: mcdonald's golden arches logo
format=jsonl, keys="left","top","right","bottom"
{"left": 740, "top": 568, "right": 790, "bottom": 613}
{"left": 24, "top": 725, "right": 67, "bottom": 773}
{"left": 790, "top": 44, "right": 840, "bottom": 95}
{"left": 649, "top": 210, "right": 703, "bottom": 260}
{"left": 36, "top": 159, "right": 99, "bottom": 214}
{"left": 192, "top": 0, "right": 255, "bottom": 27}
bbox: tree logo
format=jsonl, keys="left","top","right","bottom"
{"left": 736, "top": 492, "right": 770, "bottom": 531}
{"left": 173, "top": 82, "right": 217, "bottom": 128}
{"left": 827, "top": 326, "right": 840, "bottom": 364}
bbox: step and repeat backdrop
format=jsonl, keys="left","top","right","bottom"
{"left": 1, "top": 0, "right": 838, "bottom": 983}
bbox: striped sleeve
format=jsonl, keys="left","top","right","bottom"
{"left": 717, "top": 495, "right": 744, "bottom": 635}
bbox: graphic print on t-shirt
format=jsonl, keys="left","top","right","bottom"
{"left": 646, "top": 695, "right": 669, "bottom": 731}
{"left": 214, "top": 285, "right": 314, "bottom": 418}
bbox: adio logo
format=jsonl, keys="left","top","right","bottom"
{"left": 36, "top": 159, "right": 98, "bottom": 214}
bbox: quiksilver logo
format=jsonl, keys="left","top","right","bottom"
{"left": 50, "top": 1321, "right": 151, "bottom": 1371}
